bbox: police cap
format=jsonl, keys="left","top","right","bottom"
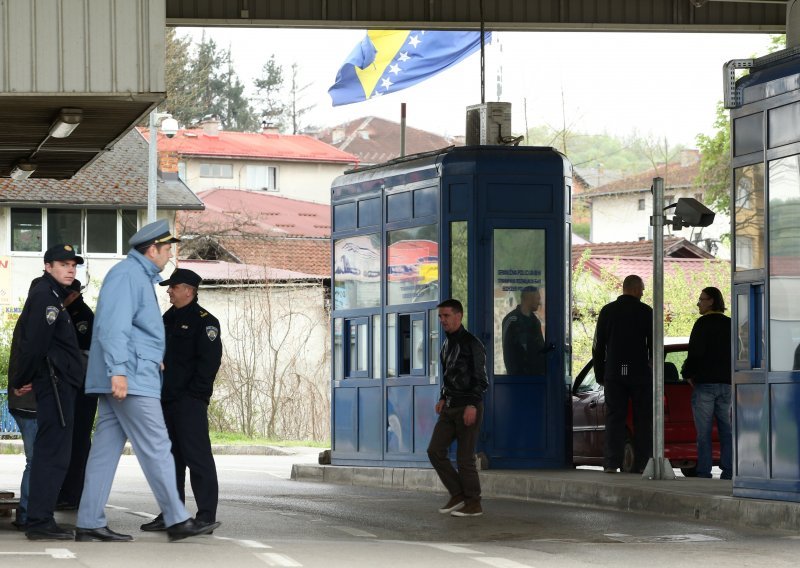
{"left": 129, "top": 219, "right": 180, "bottom": 248}
{"left": 44, "top": 244, "right": 84, "bottom": 265}
{"left": 159, "top": 268, "right": 202, "bottom": 288}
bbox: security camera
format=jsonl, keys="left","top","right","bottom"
{"left": 161, "top": 117, "right": 179, "bottom": 138}
{"left": 672, "top": 198, "right": 715, "bottom": 229}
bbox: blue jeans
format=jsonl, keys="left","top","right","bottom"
{"left": 10, "top": 411, "right": 38, "bottom": 524}
{"left": 691, "top": 383, "right": 733, "bottom": 479}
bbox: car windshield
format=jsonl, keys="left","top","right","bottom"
{"left": 573, "top": 343, "right": 690, "bottom": 391}
{"left": 576, "top": 367, "right": 600, "bottom": 393}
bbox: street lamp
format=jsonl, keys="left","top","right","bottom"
{"left": 147, "top": 109, "right": 179, "bottom": 222}
{"left": 645, "top": 180, "right": 715, "bottom": 480}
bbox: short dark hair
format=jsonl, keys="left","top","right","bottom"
{"left": 521, "top": 286, "right": 539, "bottom": 296}
{"left": 702, "top": 286, "right": 726, "bottom": 312}
{"left": 622, "top": 274, "right": 644, "bottom": 292}
{"left": 437, "top": 298, "right": 463, "bottom": 314}
{"left": 134, "top": 241, "right": 170, "bottom": 256}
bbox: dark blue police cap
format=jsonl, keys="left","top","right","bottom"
{"left": 159, "top": 268, "right": 202, "bottom": 288}
{"left": 129, "top": 219, "right": 180, "bottom": 248}
{"left": 44, "top": 244, "right": 84, "bottom": 265}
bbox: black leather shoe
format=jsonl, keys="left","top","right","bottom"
{"left": 75, "top": 526, "right": 133, "bottom": 542}
{"left": 167, "top": 518, "right": 221, "bottom": 542}
{"left": 140, "top": 514, "right": 166, "bottom": 532}
{"left": 26, "top": 525, "right": 75, "bottom": 541}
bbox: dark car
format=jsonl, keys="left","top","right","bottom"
{"left": 572, "top": 342, "right": 720, "bottom": 476}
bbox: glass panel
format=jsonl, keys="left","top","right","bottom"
{"left": 387, "top": 224, "right": 439, "bottom": 305}
{"left": 769, "top": 102, "right": 800, "bottom": 149}
{"left": 358, "top": 198, "right": 381, "bottom": 227}
{"left": 494, "top": 229, "right": 546, "bottom": 376}
{"left": 333, "top": 318, "right": 343, "bottom": 380}
{"left": 357, "top": 322, "right": 368, "bottom": 372}
{"left": 398, "top": 314, "right": 411, "bottom": 375}
{"left": 10, "top": 208, "right": 42, "bottom": 252}
{"left": 429, "top": 308, "right": 439, "bottom": 379}
{"left": 372, "top": 314, "right": 381, "bottom": 378}
{"left": 349, "top": 322, "right": 358, "bottom": 374}
{"left": 333, "top": 234, "right": 381, "bottom": 310}
{"left": 411, "top": 318, "right": 424, "bottom": 371}
{"left": 768, "top": 155, "right": 800, "bottom": 371}
{"left": 386, "top": 313, "right": 397, "bottom": 378}
{"left": 47, "top": 209, "right": 82, "bottom": 252}
{"left": 121, "top": 210, "right": 138, "bottom": 252}
{"left": 413, "top": 186, "right": 437, "bottom": 218}
{"left": 386, "top": 191, "right": 412, "bottom": 222}
{"left": 737, "top": 295, "right": 750, "bottom": 364}
{"left": 86, "top": 210, "right": 117, "bottom": 253}
{"left": 733, "top": 112, "right": 763, "bottom": 157}
{"left": 450, "top": 221, "right": 469, "bottom": 327}
{"left": 734, "top": 164, "right": 765, "bottom": 271}
{"left": 334, "top": 203, "right": 357, "bottom": 231}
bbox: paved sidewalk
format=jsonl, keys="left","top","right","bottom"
{"left": 291, "top": 463, "right": 800, "bottom": 534}
{"left": 0, "top": 438, "right": 307, "bottom": 456}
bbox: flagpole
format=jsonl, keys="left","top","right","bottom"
{"left": 400, "top": 103, "right": 407, "bottom": 157}
{"left": 480, "top": 0, "right": 486, "bottom": 104}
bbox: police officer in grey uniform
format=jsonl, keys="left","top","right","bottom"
{"left": 9, "top": 244, "right": 85, "bottom": 540}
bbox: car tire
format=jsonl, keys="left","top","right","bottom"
{"left": 681, "top": 466, "right": 698, "bottom": 477}
{"left": 622, "top": 437, "right": 635, "bottom": 473}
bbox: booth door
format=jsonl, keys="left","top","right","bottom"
{"left": 484, "top": 223, "right": 565, "bottom": 466}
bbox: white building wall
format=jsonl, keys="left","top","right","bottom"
{"left": 180, "top": 158, "right": 349, "bottom": 204}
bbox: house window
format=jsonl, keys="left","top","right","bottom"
{"left": 638, "top": 198, "right": 645, "bottom": 211}
{"left": 199, "top": 163, "right": 233, "bottom": 178}
{"left": 178, "top": 161, "right": 187, "bottom": 181}
{"left": 10, "top": 208, "right": 42, "bottom": 252}
{"left": 10, "top": 208, "right": 139, "bottom": 254}
{"left": 245, "top": 165, "right": 278, "bottom": 190}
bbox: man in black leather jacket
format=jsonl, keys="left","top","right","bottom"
{"left": 427, "top": 298, "right": 488, "bottom": 517}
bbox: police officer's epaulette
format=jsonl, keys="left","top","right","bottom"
{"left": 200, "top": 310, "right": 208, "bottom": 318}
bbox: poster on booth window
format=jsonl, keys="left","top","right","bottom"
{"left": 492, "top": 229, "right": 546, "bottom": 376}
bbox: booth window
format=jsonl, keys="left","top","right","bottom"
{"left": 767, "top": 155, "right": 800, "bottom": 371}
{"left": 372, "top": 314, "right": 381, "bottom": 378}
{"left": 358, "top": 198, "right": 381, "bottom": 227}
{"left": 394, "top": 313, "right": 425, "bottom": 376}
{"left": 347, "top": 318, "right": 369, "bottom": 378}
{"left": 450, "top": 221, "right": 469, "bottom": 326}
{"left": 737, "top": 293, "right": 750, "bottom": 365}
{"left": 733, "top": 112, "right": 763, "bottom": 157}
{"left": 387, "top": 224, "right": 439, "bottom": 305}
{"left": 733, "top": 164, "right": 765, "bottom": 271}
{"left": 333, "top": 234, "right": 381, "bottom": 310}
{"left": 428, "top": 308, "right": 439, "bottom": 379}
{"left": 493, "top": 228, "right": 546, "bottom": 376}
{"left": 386, "top": 313, "right": 397, "bottom": 377}
{"left": 333, "top": 318, "right": 344, "bottom": 381}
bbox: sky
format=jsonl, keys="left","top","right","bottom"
{"left": 179, "top": 27, "right": 774, "bottom": 147}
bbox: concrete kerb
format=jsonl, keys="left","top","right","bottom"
{"left": 290, "top": 464, "right": 800, "bottom": 533}
{"left": 0, "top": 439, "right": 297, "bottom": 457}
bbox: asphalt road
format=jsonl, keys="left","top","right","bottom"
{"left": 0, "top": 451, "right": 797, "bottom": 567}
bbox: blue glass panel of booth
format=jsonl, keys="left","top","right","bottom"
{"left": 387, "top": 225, "right": 439, "bottom": 305}
{"left": 450, "top": 221, "right": 469, "bottom": 327}
{"left": 333, "top": 234, "right": 381, "bottom": 310}
{"left": 347, "top": 318, "right": 369, "bottom": 378}
{"left": 734, "top": 164, "right": 765, "bottom": 271}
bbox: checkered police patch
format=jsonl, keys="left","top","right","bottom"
{"left": 45, "top": 306, "right": 59, "bottom": 325}
{"left": 206, "top": 326, "right": 219, "bottom": 342}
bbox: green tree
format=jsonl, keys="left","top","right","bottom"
{"left": 163, "top": 28, "right": 201, "bottom": 126}
{"left": 695, "top": 102, "right": 731, "bottom": 215}
{"left": 254, "top": 55, "right": 286, "bottom": 131}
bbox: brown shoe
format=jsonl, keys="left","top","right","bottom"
{"left": 451, "top": 501, "right": 483, "bottom": 517}
{"left": 438, "top": 494, "right": 465, "bottom": 514}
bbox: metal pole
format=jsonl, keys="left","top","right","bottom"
{"left": 643, "top": 177, "right": 675, "bottom": 480}
{"left": 400, "top": 103, "right": 406, "bottom": 157}
{"left": 147, "top": 108, "right": 158, "bottom": 223}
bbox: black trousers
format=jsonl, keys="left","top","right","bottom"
{"left": 604, "top": 375, "right": 653, "bottom": 471}
{"left": 426, "top": 402, "right": 484, "bottom": 504}
{"left": 27, "top": 373, "right": 77, "bottom": 529}
{"left": 163, "top": 395, "right": 218, "bottom": 522}
{"left": 57, "top": 392, "right": 98, "bottom": 506}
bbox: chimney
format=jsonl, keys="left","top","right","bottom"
{"left": 261, "top": 121, "right": 280, "bottom": 135}
{"left": 200, "top": 117, "right": 221, "bottom": 138}
{"left": 158, "top": 151, "right": 179, "bottom": 174}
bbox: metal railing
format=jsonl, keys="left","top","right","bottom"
{"left": 0, "top": 389, "right": 21, "bottom": 436}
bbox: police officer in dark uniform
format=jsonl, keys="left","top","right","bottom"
{"left": 140, "top": 268, "right": 222, "bottom": 532}
{"left": 501, "top": 286, "right": 546, "bottom": 375}
{"left": 9, "top": 244, "right": 85, "bottom": 540}
{"left": 57, "top": 279, "right": 97, "bottom": 509}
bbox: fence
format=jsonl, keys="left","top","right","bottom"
{"left": 0, "top": 390, "right": 20, "bottom": 435}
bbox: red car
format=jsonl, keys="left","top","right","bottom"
{"left": 572, "top": 343, "right": 720, "bottom": 476}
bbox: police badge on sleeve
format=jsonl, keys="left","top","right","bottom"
{"left": 206, "top": 326, "right": 219, "bottom": 341}
{"left": 45, "top": 306, "right": 59, "bottom": 325}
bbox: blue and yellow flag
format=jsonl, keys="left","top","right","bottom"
{"left": 329, "top": 30, "right": 491, "bottom": 106}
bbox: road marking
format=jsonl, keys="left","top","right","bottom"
{"left": 331, "top": 526, "right": 377, "bottom": 538}
{"left": 105, "top": 504, "right": 128, "bottom": 510}
{"left": 0, "top": 549, "right": 76, "bottom": 559}
{"left": 129, "top": 511, "right": 157, "bottom": 519}
{"left": 238, "top": 540, "right": 273, "bottom": 549}
{"left": 425, "top": 543, "right": 483, "bottom": 554}
{"left": 473, "top": 558, "right": 534, "bottom": 568}
{"left": 605, "top": 533, "right": 722, "bottom": 543}
{"left": 256, "top": 552, "right": 302, "bottom": 567}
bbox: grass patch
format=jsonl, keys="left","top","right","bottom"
{"left": 209, "top": 431, "right": 329, "bottom": 448}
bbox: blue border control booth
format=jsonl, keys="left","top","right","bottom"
{"left": 730, "top": 51, "right": 800, "bottom": 501}
{"left": 330, "top": 146, "right": 573, "bottom": 469}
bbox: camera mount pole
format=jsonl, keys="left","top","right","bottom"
{"left": 643, "top": 176, "right": 675, "bottom": 480}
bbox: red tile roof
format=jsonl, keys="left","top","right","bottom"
{"left": 177, "top": 259, "right": 321, "bottom": 282}
{"left": 178, "top": 189, "right": 330, "bottom": 239}
{"left": 315, "top": 116, "right": 454, "bottom": 165}
{"left": 140, "top": 128, "right": 358, "bottom": 165}
{"left": 576, "top": 255, "right": 727, "bottom": 284}
{"left": 216, "top": 238, "right": 330, "bottom": 277}
{"left": 572, "top": 237, "right": 714, "bottom": 266}
{"left": 582, "top": 160, "right": 701, "bottom": 198}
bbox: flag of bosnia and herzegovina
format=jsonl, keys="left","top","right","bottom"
{"left": 328, "top": 30, "right": 492, "bottom": 107}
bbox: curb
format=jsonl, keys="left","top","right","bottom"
{"left": 291, "top": 464, "right": 800, "bottom": 533}
{"left": 0, "top": 440, "right": 297, "bottom": 457}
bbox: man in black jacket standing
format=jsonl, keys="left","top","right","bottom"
{"left": 427, "top": 298, "right": 488, "bottom": 517}
{"left": 10, "top": 244, "right": 85, "bottom": 540}
{"left": 140, "top": 268, "right": 222, "bottom": 532}
{"left": 592, "top": 274, "right": 653, "bottom": 474}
